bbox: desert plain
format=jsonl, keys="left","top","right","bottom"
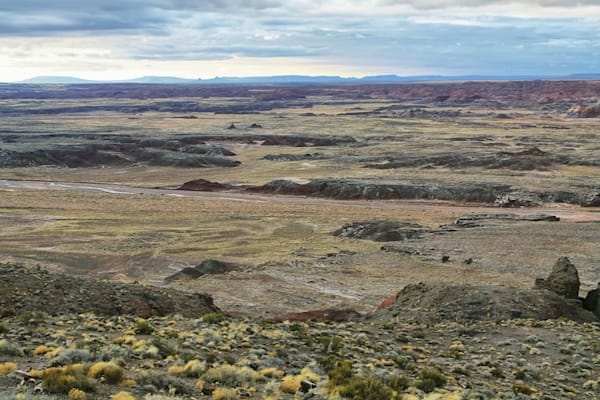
{"left": 0, "top": 81, "right": 600, "bottom": 399}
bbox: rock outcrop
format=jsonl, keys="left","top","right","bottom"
{"left": 332, "top": 220, "right": 430, "bottom": 242}
{"left": 0, "top": 263, "right": 219, "bottom": 318}
{"left": 177, "top": 179, "right": 230, "bottom": 192}
{"left": 371, "top": 282, "right": 596, "bottom": 323}
{"left": 453, "top": 213, "right": 560, "bottom": 226}
{"left": 248, "top": 178, "right": 599, "bottom": 206}
{"left": 583, "top": 284, "right": 600, "bottom": 319}
{"left": 568, "top": 103, "right": 600, "bottom": 118}
{"left": 165, "top": 259, "right": 239, "bottom": 284}
{"left": 534, "top": 256, "right": 580, "bottom": 299}
{"left": 373, "top": 257, "right": 597, "bottom": 323}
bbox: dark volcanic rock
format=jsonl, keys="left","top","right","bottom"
{"left": 262, "top": 152, "right": 326, "bottom": 161}
{"left": 371, "top": 282, "right": 596, "bottom": 323}
{"left": 146, "top": 153, "right": 241, "bottom": 168}
{"left": 332, "top": 220, "right": 430, "bottom": 242}
{"left": 248, "top": 178, "right": 598, "bottom": 207}
{"left": 196, "top": 259, "right": 235, "bottom": 274}
{"left": 178, "top": 134, "right": 355, "bottom": 147}
{"left": 260, "top": 135, "right": 355, "bottom": 147}
{"left": 164, "top": 267, "right": 204, "bottom": 282}
{"left": 372, "top": 258, "right": 597, "bottom": 323}
{"left": 165, "top": 259, "right": 239, "bottom": 284}
{"left": 380, "top": 245, "right": 425, "bottom": 256}
{"left": 177, "top": 179, "right": 230, "bottom": 192}
{"left": 454, "top": 213, "right": 560, "bottom": 226}
{"left": 248, "top": 178, "right": 510, "bottom": 203}
{"left": 0, "top": 141, "right": 240, "bottom": 169}
{"left": 0, "top": 263, "right": 219, "bottom": 318}
{"left": 364, "top": 147, "right": 567, "bottom": 171}
{"left": 179, "top": 144, "right": 236, "bottom": 156}
{"left": 535, "top": 256, "right": 580, "bottom": 299}
{"left": 494, "top": 192, "right": 543, "bottom": 208}
{"left": 0, "top": 148, "right": 131, "bottom": 168}
{"left": 582, "top": 192, "right": 600, "bottom": 207}
{"left": 583, "top": 284, "right": 600, "bottom": 319}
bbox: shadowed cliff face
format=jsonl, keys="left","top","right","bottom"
{"left": 244, "top": 178, "right": 600, "bottom": 207}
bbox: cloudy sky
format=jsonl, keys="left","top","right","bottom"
{"left": 1, "top": 0, "right": 600, "bottom": 81}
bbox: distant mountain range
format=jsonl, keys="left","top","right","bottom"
{"left": 17, "top": 73, "right": 600, "bottom": 84}
{"left": 19, "top": 75, "right": 198, "bottom": 84}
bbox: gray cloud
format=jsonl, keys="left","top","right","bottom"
{"left": 3, "top": 0, "right": 600, "bottom": 37}
{"left": 380, "top": 0, "right": 600, "bottom": 9}
{"left": 2, "top": 0, "right": 600, "bottom": 77}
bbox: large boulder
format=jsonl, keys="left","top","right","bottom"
{"left": 535, "top": 257, "right": 580, "bottom": 299}
{"left": 583, "top": 284, "right": 600, "bottom": 319}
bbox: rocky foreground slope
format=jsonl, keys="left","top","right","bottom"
{"left": 0, "top": 263, "right": 218, "bottom": 318}
{"left": 0, "top": 262, "right": 599, "bottom": 400}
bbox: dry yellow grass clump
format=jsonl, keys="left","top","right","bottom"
{"left": 87, "top": 361, "right": 125, "bottom": 384}
{"left": 168, "top": 359, "right": 206, "bottom": 377}
{"left": 67, "top": 388, "right": 86, "bottom": 399}
{"left": 29, "top": 363, "right": 94, "bottom": 394}
{"left": 111, "top": 391, "right": 137, "bottom": 400}
{"left": 212, "top": 387, "right": 239, "bottom": 400}
{"left": 0, "top": 361, "right": 17, "bottom": 375}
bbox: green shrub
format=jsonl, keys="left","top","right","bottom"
{"left": 338, "top": 376, "right": 394, "bottom": 400}
{"left": 387, "top": 375, "right": 410, "bottom": 392}
{"left": 134, "top": 319, "right": 155, "bottom": 335}
{"left": 396, "top": 334, "right": 410, "bottom": 343}
{"left": 150, "top": 337, "right": 177, "bottom": 358}
{"left": 201, "top": 312, "right": 224, "bottom": 324}
{"left": 18, "top": 311, "right": 46, "bottom": 326}
{"left": 391, "top": 355, "right": 411, "bottom": 369}
{"left": 0, "top": 339, "right": 24, "bottom": 356}
{"left": 513, "top": 368, "right": 526, "bottom": 380}
{"left": 0, "top": 307, "right": 15, "bottom": 318}
{"left": 137, "top": 372, "right": 197, "bottom": 395}
{"left": 0, "top": 323, "right": 8, "bottom": 334}
{"left": 327, "top": 360, "right": 354, "bottom": 390}
{"left": 48, "top": 349, "right": 93, "bottom": 367}
{"left": 415, "top": 368, "right": 447, "bottom": 393}
{"left": 513, "top": 383, "right": 535, "bottom": 395}
{"left": 491, "top": 366, "right": 504, "bottom": 378}
{"left": 201, "top": 365, "right": 257, "bottom": 388}
{"left": 320, "top": 336, "right": 343, "bottom": 353}
{"left": 318, "top": 355, "right": 337, "bottom": 372}
{"left": 99, "top": 345, "right": 133, "bottom": 361}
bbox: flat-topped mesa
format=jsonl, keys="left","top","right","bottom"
{"left": 534, "top": 256, "right": 580, "bottom": 299}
